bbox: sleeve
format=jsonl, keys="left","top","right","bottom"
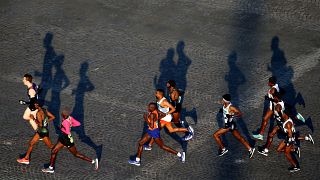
{"left": 70, "top": 116, "right": 81, "bottom": 127}
{"left": 61, "top": 120, "right": 71, "bottom": 135}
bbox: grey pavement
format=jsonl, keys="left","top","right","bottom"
{"left": 0, "top": 0, "right": 319, "bottom": 179}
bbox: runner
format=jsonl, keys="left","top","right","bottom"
{"left": 143, "top": 89, "right": 193, "bottom": 151}
{"left": 257, "top": 92, "right": 314, "bottom": 156}
{"left": 166, "top": 80, "right": 193, "bottom": 141}
{"left": 20, "top": 74, "right": 41, "bottom": 131}
{"left": 17, "top": 101, "right": 55, "bottom": 164}
{"left": 128, "top": 102, "right": 185, "bottom": 166}
{"left": 253, "top": 77, "right": 280, "bottom": 140}
{"left": 276, "top": 115, "right": 301, "bottom": 172}
{"left": 41, "top": 108, "right": 98, "bottom": 173}
{"left": 213, "top": 94, "right": 255, "bottom": 158}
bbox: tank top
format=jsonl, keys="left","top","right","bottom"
{"left": 157, "top": 97, "right": 169, "bottom": 114}
{"left": 223, "top": 103, "right": 234, "bottom": 124}
{"left": 282, "top": 118, "right": 295, "bottom": 134}
{"left": 27, "top": 83, "right": 39, "bottom": 100}
{"left": 267, "top": 84, "right": 280, "bottom": 99}
{"left": 273, "top": 100, "right": 285, "bottom": 127}
{"left": 148, "top": 110, "right": 159, "bottom": 130}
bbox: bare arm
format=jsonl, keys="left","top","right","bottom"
{"left": 149, "top": 113, "right": 156, "bottom": 129}
{"left": 162, "top": 99, "right": 175, "bottom": 114}
{"left": 46, "top": 110, "right": 56, "bottom": 122}
{"left": 230, "top": 106, "right": 243, "bottom": 117}
{"left": 28, "top": 89, "right": 36, "bottom": 98}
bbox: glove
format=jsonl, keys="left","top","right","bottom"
{"left": 19, "top": 100, "right": 27, "bottom": 105}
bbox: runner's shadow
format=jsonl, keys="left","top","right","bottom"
{"left": 225, "top": 51, "right": 255, "bottom": 146}
{"left": 71, "top": 61, "right": 103, "bottom": 161}
{"left": 49, "top": 55, "right": 70, "bottom": 135}
{"left": 268, "top": 36, "right": 312, "bottom": 130}
{"left": 34, "top": 32, "right": 56, "bottom": 106}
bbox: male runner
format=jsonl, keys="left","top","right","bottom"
{"left": 253, "top": 77, "right": 280, "bottom": 140}
{"left": 144, "top": 89, "right": 193, "bottom": 151}
{"left": 42, "top": 108, "right": 98, "bottom": 173}
{"left": 128, "top": 102, "right": 185, "bottom": 166}
{"left": 257, "top": 92, "right": 313, "bottom": 156}
{"left": 166, "top": 80, "right": 193, "bottom": 141}
{"left": 276, "top": 115, "right": 301, "bottom": 172}
{"left": 20, "top": 74, "right": 40, "bottom": 131}
{"left": 213, "top": 94, "right": 255, "bottom": 158}
{"left": 17, "top": 101, "right": 55, "bottom": 164}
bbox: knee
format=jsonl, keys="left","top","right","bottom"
{"left": 138, "top": 140, "right": 144, "bottom": 146}
{"left": 213, "top": 132, "right": 219, "bottom": 138}
{"left": 51, "top": 148, "right": 59, "bottom": 154}
{"left": 23, "top": 115, "right": 29, "bottom": 120}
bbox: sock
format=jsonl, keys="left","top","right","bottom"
{"left": 305, "top": 136, "right": 309, "bottom": 141}
{"left": 136, "top": 157, "right": 140, "bottom": 162}
{"left": 177, "top": 152, "right": 181, "bottom": 157}
{"left": 222, "top": 147, "right": 226, "bottom": 151}
{"left": 49, "top": 166, "right": 53, "bottom": 170}
{"left": 264, "top": 148, "right": 269, "bottom": 152}
{"left": 248, "top": 148, "right": 252, "bottom": 152}
{"left": 92, "top": 160, "right": 95, "bottom": 164}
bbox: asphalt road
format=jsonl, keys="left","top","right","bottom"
{"left": 0, "top": 0, "right": 319, "bottom": 179}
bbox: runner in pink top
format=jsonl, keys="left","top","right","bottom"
{"left": 42, "top": 107, "right": 99, "bottom": 173}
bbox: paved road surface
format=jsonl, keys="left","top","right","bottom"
{"left": 0, "top": 0, "right": 319, "bottom": 179}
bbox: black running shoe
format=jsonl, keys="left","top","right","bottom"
{"left": 288, "top": 166, "right": 300, "bottom": 173}
{"left": 218, "top": 148, "right": 228, "bottom": 157}
{"left": 257, "top": 146, "right": 268, "bottom": 156}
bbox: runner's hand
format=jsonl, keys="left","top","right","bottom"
{"left": 19, "top": 100, "right": 26, "bottom": 105}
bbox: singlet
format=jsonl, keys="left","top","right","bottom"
{"left": 27, "top": 83, "right": 39, "bottom": 100}
{"left": 157, "top": 97, "right": 169, "bottom": 114}
{"left": 267, "top": 84, "right": 280, "bottom": 99}
{"left": 273, "top": 100, "right": 285, "bottom": 120}
{"left": 282, "top": 118, "right": 296, "bottom": 134}
{"left": 223, "top": 103, "right": 234, "bottom": 124}
{"left": 148, "top": 110, "right": 159, "bottom": 130}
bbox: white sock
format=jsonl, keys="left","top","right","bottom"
{"left": 136, "top": 157, "right": 140, "bottom": 162}
{"left": 222, "top": 148, "right": 226, "bottom": 151}
{"left": 248, "top": 148, "right": 252, "bottom": 152}
{"left": 177, "top": 152, "right": 181, "bottom": 157}
{"left": 264, "top": 148, "right": 269, "bottom": 152}
{"left": 92, "top": 160, "right": 95, "bottom": 164}
{"left": 305, "top": 136, "right": 309, "bottom": 140}
{"left": 49, "top": 166, "right": 53, "bottom": 170}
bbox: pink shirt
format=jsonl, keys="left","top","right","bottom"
{"left": 61, "top": 116, "right": 81, "bottom": 135}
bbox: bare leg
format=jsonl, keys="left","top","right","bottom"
{"left": 68, "top": 146, "right": 92, "bottom": 163}
{"left": 259, "top": 110, "right": 273, "bottom": 135}
{"left": 137, "top": 133, "right": 151, "bottom": 159}
{"left": 284, "top": 145, "right": 298, "bottom": 167}
{"left": 49, "top": 141, "right": 64, "bottom": 168}
{"left": 165, "top": 123, "right": 188, "bottom": 133}
{"left": 24, "top": 133, "right": 40, "bottom": 160}
{"left": 213, "top": 128, "right": 230, "bottom": 150}
{"left": 231, "top": 130, "right": 251, "bottom": 150}
{"left": 23, "top": 108, "right": 38, "bottom": 131}
{"left": 42, "top": 137, "right": 54, "bottom": 149}
{"left": 172, "top": 112, "right": 181, "bottom": 127}
{"left": 276, "top": 141, "right": 286, "bottom": 153}
{"left": 264, "top": 126, "right": 280, "bottom": 149}
{"left": 154, "top": 138, "right": 178, "bottom": 155}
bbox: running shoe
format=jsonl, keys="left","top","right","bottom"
{"left": 179, "top": 152, "right": 186, "bottom": 163}
{"left": 257, "top": 146, "right": 268, "bottom": 156}
{"left": 17, "top": 158, "right": 29, "bottom": 165}
{"left": 188, "top": 126, "right": 194, "bottom": 135}
{"left": 307, "top": 134, "right": 314, "bottom": 144}
{"left": 296, "top": 113, "right": 305, "bottom": 123}
{"left": 295, "top": 147, "right": 301, "bottom": 158}
{"left": 249, "top": 148, "right": 255, "bottom": 158}
{"left": 128, "top": 159, "right": 141, "bottom": 166}
{"left": 143, "top": 145, "right": 152, "bottom": 151}
{"left": 42, "top": 167, "right": 54, "bottom": 173}
{"left": 252, "top": 134, "right": 263, "bottom": 140}
{"left": 182, "top": 134, "right": 193, "bottom": 141}
{"left": 94, "top": 158, "right": 99, "bottom": 170}
{"left": 288, "top": 166, "right": 300, "bottom": 173}
{"left": 218, "top": 148, "right": 228, "bottom": 157}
